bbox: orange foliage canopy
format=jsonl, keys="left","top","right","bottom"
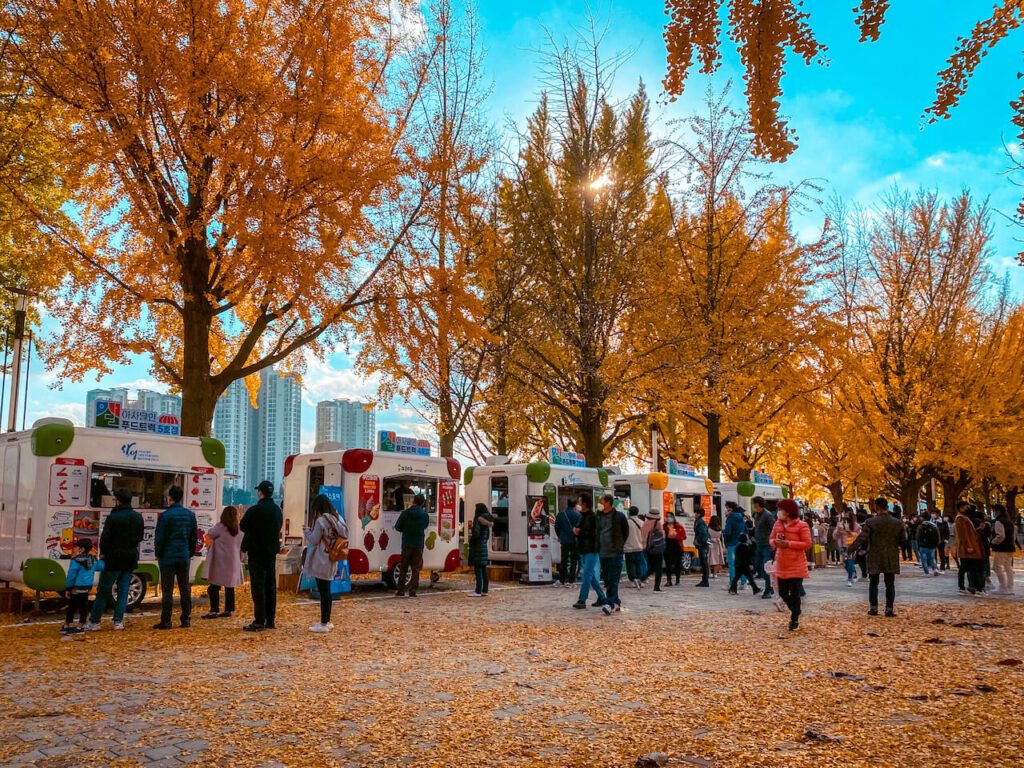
{"left": 8, "top": 0, "right": 424, "bottom": 434}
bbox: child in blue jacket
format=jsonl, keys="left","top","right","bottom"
{"left": 62, "top": 538, "right": 102, "bottom": 633}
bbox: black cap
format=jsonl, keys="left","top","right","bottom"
{"left": 256, "top": 480, "right": 274, "bottom": 495}
{"left": 113, "top": 488, "right": 133, "bottom": 505}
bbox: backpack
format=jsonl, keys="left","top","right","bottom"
{"left": 646, "top": 527, "right": 666, "bottom": 556}
{"left": 325, "top": 517, "right": 349, "bottom": 562}
{"left": 917, "top": 522, "right": 939, "bottom": 548}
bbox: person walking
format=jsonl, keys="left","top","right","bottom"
{"left": 303, "top": 494, "right": 348, "bottom": 631}
{"left": 203, "top": 505, "right": 244, "bottom": 619}
{"left": 990, "top": 504, "right": 1015, "bottom": 595}
{"left": 572, "top": 494, "right": 608, "bottom": 609}
{"left": 915, "top": 514, "right": 940, "bottom": 577}
{"left": 707, "top": 516, "right": 726, "bottom": 578}
{"left": 644, "top": 513, "right": 667, "bottom": 591}
{"left": 468, "top": 503, "right": 495, "bottom": 597}
{"left": 692, "top": 510, "right": 710, "bottom": 588}
{"left": 935, "top": 512, "right": 951, "bottom": 571}
{"left": 554, "top": 497, "right": 581, "bottom": 586}
{"left": 728, "top": 533, "right": 762, "bottom": 595}
{"left": 752, "top": 497, "right": 776, "bottom": 597}
{"left": 240, "top": 480, "right": 284, "bottom": 631}
{"left": 84, "top": 488, "right": 144, "bottom": 631}
{"left": 836, "top": 509, "right": 861, "bottom": 587}
{"left": 623, "top": 506, "right": 646, "bottom": 589}
{"left": 394, "top": 493, "right": 430, "bottom": 598}
{"left": 663, "top": 515, "right": 685, "bottom": 586}
{"left": 597, "top": 495, "right": 629, "bottom": 614}
{"left": 848, "top": 497, "right": 906, "bottom": 617}
{"left": 955, "top": 501, "right": 985, "bottom": 595}
{"left": 769, "top": 499, "right": 812, "bottom": 631}
{"left": 153, "top": 485, "right": 198, "bottom": 630}
{"left": 975, "top": 510, "right": 994, "bottom": 589}
{"left": 723, "top": 502, "right": 747, "bottom": 588}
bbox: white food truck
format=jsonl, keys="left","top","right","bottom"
{"left": 463, "top": 452, "right": 611, "bottom": 577}
{"left": 611, "top": 466, "right": 715, "bottom": 557}
{"left": 0, "top": 417, "right": 226, "bottom": 608}
{"left": 715, "top": 472, "right": 787, "bottom": 519}
{"left": 281, "top": 435, "right": 462, "bottom": 588}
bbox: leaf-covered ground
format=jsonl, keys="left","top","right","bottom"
{"left": 1, "top": 567, "right": 1022, "bottom": 767}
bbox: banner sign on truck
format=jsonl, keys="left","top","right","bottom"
{"left": 93, "top": 399, "right": 181, "bottom": 436}
{"left": 378, "top": 431, "right": 431, "bottom": 456}
{"left": 438, "top": 480, "right": 457, "bottom": 542}
{"left": 526, "top": 495, "right": 553, "bottom": 582}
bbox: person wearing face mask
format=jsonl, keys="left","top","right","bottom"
{"left": 769, "top": 498, "right": 812, "bottom": 631}
{"left": 663, "top": 514, "right": 686, "bottom": 586}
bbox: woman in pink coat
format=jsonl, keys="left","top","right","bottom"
{"left": 769, "top": 499, "right": 812, "bottom": 631}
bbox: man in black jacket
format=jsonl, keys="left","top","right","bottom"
{"left": 85, "top": 488, "right": 144, "bottom": 631}
{"left": 241, "top": 480, "right": 283, "bottom": 631}
{"left": 571, "top": 494, "right": 608, "bottom": 610}
{"left": 596, "top": 494, "right": 630, "bottom": 614}
{"left": 849, "top": 497, "right": 907, "bottom": 617}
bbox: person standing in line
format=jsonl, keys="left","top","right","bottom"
{"left": 394, "top": 493, "right": 430, "bottom": 598}
{"left": 85, "top": 488, "right": 144, "bottom": 631}
{"left": 954, "top": 501, "right": 985, "bottom": 595}
{"left": 935, "top": 511, "right": 951, "bottom": 571}
{"left": 62, "top": 538, "right": 100, "bottom": 633}
{"left": 692, "top": 509, "right": 710, "bottom": 588}
{"left": 643, "top": 513, "right": 667, "bottom": 591}
{"left": 848, "top": 497, "right": 906, "bottom": 617}
{"left": 203, "top": 505, "right": 244, "bottom": 619}
{"left": 554, "top": 497, "right": 581, "bottom": 586}
{"left": 597, "top": 495, "right": 629, "bottom": 614}
{"left": 572, "top": 494, "right": 608, "bottom": 609}
{"left": 240, "top": 480, "right": 284, "bottom": 631}
{"left": 915, "top": 514, "right": 940, "bottom": 577}
{"left": 723, "top": 502, "right": 747, "bottom": 588}
{"left": 752, "top": 497, "right": 776, "bottom": 598}
{"left": 153, "top": 485, "right": 198, "bottom": 630}
{"left": 303, "top": 494, "right": 348, "bottom": 631}
{"left": 707, "top": 516, "right": 726, "bottom": 578}
{"left": 990, "top": 503, "right": 1015, "bottom": 596}
{"left": 663, "top": 515, "right": 685, "bottom": 586}
{"left": 854, "top": 501, "right": 872, "bottom": 581}
{"left": 974, "top": 509, "right": 994, "bottom": 589}
{"left": 467, "top": 503, "right": 495, "bottom": 597}
{"left": 623, "top": 506, "right": 646, "bottom": 589}
{"left": 769, "top": 499, "right": 812, "bottom": 631}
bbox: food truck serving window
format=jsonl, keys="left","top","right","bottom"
{"left": 382, "top": 476, "right": 438, "bottom": 517}
{"left": 90, "top": 464, "right": 184, "bottom": 509}
{"left": 489, "top": 476, "right": 509, "bottom": 550}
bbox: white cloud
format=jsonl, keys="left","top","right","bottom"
{"left": 111, "top": 378, "right": 172, "bottom": 394}
{"left": 24, "top": 401, "right": 85, "bottom": 427}
{"left": 925, "top": 152, "right": 950, "bottom": 168}
{"left": 299, "top": 352, "right": 380, "bottom": 407}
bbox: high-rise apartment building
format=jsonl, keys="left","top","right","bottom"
{"left": 213, "top": 378, "right": 257, "bottom": 502}
{"left": 315, "top": 398, "right": 375, "bottom": 450}
{"left": 254, "top": 369, "right": 302, "bottom": 500}
{"left": 138, "top": 390, "right": 182, "bottom": 417}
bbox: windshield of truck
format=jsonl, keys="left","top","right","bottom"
{"left": 90, "top": 464, "right": 185, "bottom": 509}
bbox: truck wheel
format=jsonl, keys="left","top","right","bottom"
{"left": 382, "top": 570, "right": 396, "bottom": 589}
{"left": 384, "top": 561, "right": 408, "bottom": 591}
{"left": 113, "top": 573, "right": 147, "bottom": 613}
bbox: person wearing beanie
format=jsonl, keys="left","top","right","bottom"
{"left": 769, "top": 498, "right": 812, "bottom": 630}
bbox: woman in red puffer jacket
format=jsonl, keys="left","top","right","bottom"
{"left": 769, "top": 499, "right": 812, "bottom": 631}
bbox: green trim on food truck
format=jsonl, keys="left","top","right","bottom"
{"left": 200, "top": 437, "right": 226, "bottom": 469}
{"left": 22, "top": 558, "right": 67, "bottom": 593}
{"left": 525, "top": 461, "right": 551, "bottom": 484}
{"left": 736, "top": 481, "right": 756, "bottom": 498}
{"left": 136, "top": 563, "right": 160, "bottom": 589}
{"left": 464, "top": 466, "right": 475, "bottom": 485}
{"left": 597, "top": 468, "right": 609, "bottom": 487}
{"left": 31, "top": 422, "right": 75, "bottom": 457}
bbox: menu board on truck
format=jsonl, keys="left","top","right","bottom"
{"left": 46, "top": 509, "right": 74, "bottom": 559}
{"left": 358, "top": 475, "right": 380, "bottom": 528}
{"left": 438, "top": 480, "right": 457, "bottom": 542}
{"left": 188, "top": 467, "right": 218, "bottom": 511}
{"left": 49, "top": 458, "right": 88, "bottom": 507}
{"left": 526, "top": 495, "right": 553, "bottom": 582}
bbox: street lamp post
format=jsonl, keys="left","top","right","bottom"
{"left": 7, "top": 290, "right": 28, "bottom": 433}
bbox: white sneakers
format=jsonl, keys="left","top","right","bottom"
{"left": 113, "top": 623, "right": 125, "bottom": 631}
{"left": 83, "top": 622, "right": 101, "bottom": 632}
{"left": 309, "top": 622, "right": 334, "bottom": 633}
{"left": 468, "top": 592, "right": 485, "bottom": 598}
{"left": 846, "top": 579, "right": 854, "bottom": 587}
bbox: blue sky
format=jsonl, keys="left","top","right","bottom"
{"left": 15, "top": 0, "right": 1024, "bottom": 451}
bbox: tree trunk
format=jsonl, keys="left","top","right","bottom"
{"left": 937, "top": 471, "right": 971, "bottom": 519}
{"left": 579, "top": 404, "right": 604, "bottom": 468}
{"left": 734, "top": 466, "right": 751, "bottom": 481}
{"left": 438, "top": 431, "right": 456, "bottom": 459}
{"left": 900, "top": 477, "right": 927, "bottom": 520}
{"left": 179, "top": 298, "right": 216, "bottom": 437}
{"left": 826, "top": 480, "right": 845, "bottom": 512}
{"left": 706, "top": 412, "right": 722, "bottom": 483}
{"left": 1006, "top": 487, "right": 1019, "bottom": 519}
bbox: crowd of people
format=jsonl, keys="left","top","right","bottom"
{"left": 56, "top": 481, "right": 1019, "bottom": 636}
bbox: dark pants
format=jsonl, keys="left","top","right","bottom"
{"left": 90, "top": 569, "right": 133, "bottom": 624}
{"left": 868, "top": 572, "right": 896, "bottom": 610}
{"left": 961, "top": 558, "right": 985, "bottom": 592}
{"left": 248, "top": 557, "right": 277, "bottom": 627}
{"left": 856, "top": 553, "right": 867, "bottom": 578}
{"left": 397, "top": 546, "right": 423, "bottom": 595}
{"left": 601, "top": 555, "right": 623, "bottom": 606}
{"left": 159, "top": 561, "right": 191, "bottom": 625}
{"left": 474, "top": 564, "right": 489, "bottom": 594}
{"left": 730, "top": 562, "right": 761, "bottom": 593}
{"left": 624, "top": 551, "right": 645, "bottom": 582}
{"left": 777, "top": 577, "right": 803, "bottom": 621}
{"left": 647, "top": 551, "right": 664, "bottom": 589}
{"left": 65, "top": 592, "right": 90, "bottom": 625}
{"left": 559, "top": 541, "right": 579, "bottom": 584}
{"left": 938, "top": 542, "right": 950, "bottom": 570}
{"left": 696, "top": 545, "right": 710, "bottom": 585}
{"left": 315, "top": 578, "right": 333, "bottom": 624}
{"left": 665, "top": 543, "right": 682, "bottom": 584}
{"left": 207, "top": 585, "right": 235, "bottom": 614}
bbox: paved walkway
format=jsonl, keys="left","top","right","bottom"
{"left": 0, "top": 562, "right": 1021, "bottom": 767}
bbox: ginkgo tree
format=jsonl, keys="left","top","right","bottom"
{"left": 8, "top": 0, "right": 433, "bottom": 435}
